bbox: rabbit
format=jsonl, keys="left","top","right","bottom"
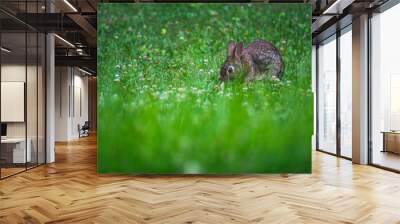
{"left": 219, "top": 40, "right": 284, "bottom": 83}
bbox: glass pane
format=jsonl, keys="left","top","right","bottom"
{"left": 38, "top": 33, "right": 45, "bottom": 165}
{"left": 1, "top": 31, "right": 27, "bottom": 177}
{"left": 318, "top": 36, "right": 337, "bottom": 154}
{"left": 371, "top": 4, "right": 400, "bottom": 171}
{"left": 26, "top": 0, "right": 38, "bottom": 169}
{"left": 340, "top": 28, "right": 352, "bottom": 158}
{"left": 27, "top": 31, "right": 38, "bottom": 169}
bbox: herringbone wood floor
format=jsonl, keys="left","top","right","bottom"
{"left": 1, "top": 135, "right": 400, "bottom": 224}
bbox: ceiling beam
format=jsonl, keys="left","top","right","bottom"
{"left": 55, "top": 55, "right": 96, "bottom": 72}
{"left": 10, "top": 13, "right": 83, "bottom": 32}
{"left": 67, "top": 13, "right": 97, "bottom": 46}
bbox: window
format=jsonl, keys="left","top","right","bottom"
{"left": 339, "top": 26, "right": 352, "bottom": 158}
{"left": 370, "top": 3, "right": 400, "bottom": 171}
{"left": 317, "top": 35, "right": 337, "bottom": 154}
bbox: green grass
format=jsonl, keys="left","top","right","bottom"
{"left": 98, "top": 3, "right": 312, "bottom": 173}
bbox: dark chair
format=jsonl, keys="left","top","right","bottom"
{"left": 79, "top": 121, "right": 90, "bottom": 138}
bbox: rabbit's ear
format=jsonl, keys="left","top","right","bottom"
{"left": 227, "top": 42, "right": 236, "bottom": 58}
{"left": 235, "top": 42, "right": 243, "bottom": 60}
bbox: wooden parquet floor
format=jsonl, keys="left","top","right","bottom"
{"left": 1, "top": 135, "right": 400, "bottom": 224}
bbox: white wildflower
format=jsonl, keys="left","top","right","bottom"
{"left": 159, "top": 92, "right": 168, "bottom": 100}
{"left": 114, "top": 73, "right": 120, "bottom": 82}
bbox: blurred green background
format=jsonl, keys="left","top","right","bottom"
{"left": 98, "top": 4, "right": 312, "bottom": 173}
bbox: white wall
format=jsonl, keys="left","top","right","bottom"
{"left": 1, "top": 65, "right": 25, "bottom": 81}
{"left": 72, "top": 72, "right": 89, "bottom": 138}
{"left": 55, "top": 67, "right": 70, "bottom": 141}
{"left": 55, "top": 67, "right": 89, "bottom": 141}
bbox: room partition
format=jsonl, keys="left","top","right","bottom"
{"left": 0, "top": 1, "right": 47, "bottom": 179}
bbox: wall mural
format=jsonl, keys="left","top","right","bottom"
{"left": 98, "top": 3, "right": 312, "bottom": 173}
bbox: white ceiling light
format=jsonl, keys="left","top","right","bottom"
{"left": 63, "top": 0, "right": 78, "bottom": 12}
{"left": 78, "top": 67, "right": 93, "bottom": 76}
{"left": 54, "top": 34, "right": 75, "bottom": 48}
{"left": 1, "top": 47, "right": 11, "bottom": 53}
